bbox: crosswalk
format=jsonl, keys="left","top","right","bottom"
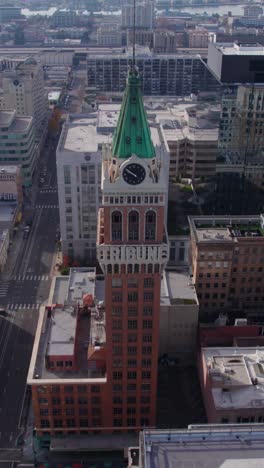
{"left": 13, "top": 274, "right": 49, "bottom": 281}
{"left": 6, "top": 303, "right": 41, "bottom": 311}
{"left": 0, "top": 281, "right": 9, "bottom": 297}
{"left": 34, "top": 204, "right": 59, "bottom": 209}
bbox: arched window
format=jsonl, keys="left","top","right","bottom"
{"left": 145, "top": 211, "right": 156, "bottom": 241}
{"left": 129, "top": 211, "right": 139, "bottom": 241}
{"left": 112, "top": 211, "right": 122, "bottom": 241}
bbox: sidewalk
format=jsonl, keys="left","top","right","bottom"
{"left": 1, "top": 225, "right": 24, "bottom": 281}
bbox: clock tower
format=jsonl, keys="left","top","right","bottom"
{"left": 97, "top": 67, "right": 169, "bottom": 431}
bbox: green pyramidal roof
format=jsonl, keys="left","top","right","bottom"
{"left": 112, "top": 70, "right": 156, "bottom": 159}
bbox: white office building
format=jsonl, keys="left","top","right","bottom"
{"left": 1, "top": 57, "right": 48, "bottom": 141}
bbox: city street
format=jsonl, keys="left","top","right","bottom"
{"left": 0, "top": 134, "right": 60, "bottom": 466}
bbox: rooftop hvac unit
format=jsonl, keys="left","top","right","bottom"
{"left": 234, "top": 318, "right": 247, "bottom": 326}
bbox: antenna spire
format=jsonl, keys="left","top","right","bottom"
{"left": 132, "top": 0, "right": 136, "bottom": 71}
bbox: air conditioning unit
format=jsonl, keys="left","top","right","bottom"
{"left": 234, "top": 318, "right": 247, "bottom": 326}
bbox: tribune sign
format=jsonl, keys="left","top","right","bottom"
{"left": 98, "top": 244, "right": 169, "bottom": 264}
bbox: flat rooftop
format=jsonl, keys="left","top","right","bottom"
{"left": 161, "top": 269, "right": 198, "bottom": 306}
{"left": 60, "top": 121, "right": 111, "bottom": 153}
{"left": 203, "top": 346, "right": 264, "bottom": 410}
{"left": 28, "top": 268, "right": 106, "bottom": 384}
{"left": 141, "top": 425, "right": 264, "bottom": 468}
{"left": 189, "top": 215, "right": 264, "bottom": 242}
{"left": 213, "top": 42, "right": 264, "bottom": 55}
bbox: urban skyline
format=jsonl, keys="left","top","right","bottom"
{"left": 0, "top": 0, "right": 264, "bottom": 467}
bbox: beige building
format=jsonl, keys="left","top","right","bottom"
{"left": 186, "top": 28, "right": 210, "bottom": 48}
{"left": 199, "top": 346, "right": 264, "bottom": 424}
{"left": 156, "top": 102, "right": 219, "bottom": 180}
{"left": 0, "top": 110, "right": 37, "bottom": 186}
{"left": 0, "top": 165, "right": 23, "bottom": 204}
{"left": 189, "top": 215, "right": 264, "bottom": 320}
{"left": 1, "top": 57, "right": 47, "bottom": 140}
{"left": 160, "top": 269, "right": 199, "bottom": 361}
{"left": 127, "top": 29, "right": 153, "bottom": 48}
{"left": 97, "top": 26, "right": 122, "bottom": 47}
{"left": 153, "top": 30, "right": 177, "bottom": 53}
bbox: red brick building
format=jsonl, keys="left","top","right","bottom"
{"left": 28, "top": 67, "right": 169, "bottom": 445}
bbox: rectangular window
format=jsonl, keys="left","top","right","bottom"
{"left": 112, "top": 307, "right": 122, "bottom": 316}
{"left": 128, "top": 371, "right": 137, "bottom": 379}
{"left": 143, "top": 320, "right": 152, "bottom": 329}
{"left": 112, "top": 278, "right": 122, "bottom": 288}
{"left": 128, "top": 292, "right": 138, "bottom": 302}
{"left": 113, "top": 372, "right": 122, "bottom": 380}
{"left": 128, "top": 320, "right": 137, "bottom": 329}
{"left": 143, "top": 307, "right": 152, "bottom": 316}
{"left": 144, "top": 278, "right": 154, "bottom": 288}
{"left": 65, "top": 397, "right": 74, "bottom": 405}
{"left": 112, "top": 293, "right": 122, "bottom": 303}
{"left": 143, "top": 292, "right": 153, "bottom": 301}
{"left": 128, "top": 307, "right": 137, "bottom": 316}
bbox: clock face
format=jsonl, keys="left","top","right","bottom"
{"left": 123, "top": 163, "right": 146, "bottom": 185}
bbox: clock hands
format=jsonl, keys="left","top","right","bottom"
{"left": 126, "top": 169, "right": 137, "bottom": 178}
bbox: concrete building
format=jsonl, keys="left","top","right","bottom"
{"left": 121, "top": 1, "right": 154, "bottom": 29}
{"left": 0, "top": 110, "right": 37, "bottom": 186}
{"left": 186, "top": 28, "right": 210, "bottom": 48}
{"left": 0, "top": 228, "right": 9, "bottom": 272}
{"left": 44, "top": 66, "right": 71, "bottom": 84}
{"left": 132, "top": 424, "right": 264, "bottom": 467}
{"left": 208, "top": 42, "right": 264, "bottom": 84}
{"left": 243, "top": 5, "right": 263, "bottom": 17}
{"left": 0, "top": 6, "right": 21, "bottom": 22}
{"left": 56, "top": 115, "right": 103, "bottom": 264}
{"left": 97, "top": 27, "right": 123, "bottom": 47}
{"left": 51, "top": 10, "right": 77, "bottom": 28}
{"left": 199, "top": 346, "right": 264, "bottom": 424}
{"left": 216, "top": 151, "right": 264, "bottom": 190}
{"left": 156, "top": 101, "right": 220, "bottom": 180}
{"left": 127, "top": 29, "right": 153, "bottom": 48}
{"left": 87, "top": 48, "right": 221, "bottom": 96}
{"left": 159, "top": 269, "right": 198, "bottom": 361}
{"left": 1, "top": 57, "right": 47, "bottom": 141}
{"left": 189, "top": 215, "right": 264, "bottom": 321}
{"left": 219, "top": 84, "right": 264, "bottom": 155}
{"left": 153, "top": 30, "right": 177, "bottom": 53}
{"left": 0, "top": 165, "right": 23, "bottom": 204}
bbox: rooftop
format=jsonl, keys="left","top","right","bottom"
{"left": 203, "top": 346, "right": 264, "bottom": 410}
{"left": 140, "top": 425, "right": 264, "bottom": 468}
{"left": 28, "top": 268, "right": 106, "bottom": 384}
{"left": 0, "top": 110, "right": 32, "bottom": 133}
{"left": 213, "top": 42, "right": 264, "bottom": 56}
{"left": 61, "top": 122, "right": 111, "bottom": 153}
{"left": 161, "top": 269, "right": 198, "bottom": 306}
{"left": 189, "top": 215, "right": 264, "bottom": 243}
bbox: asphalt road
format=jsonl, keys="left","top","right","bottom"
{"left": 0, "top": 133, "right": 60, "bottom": 465}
